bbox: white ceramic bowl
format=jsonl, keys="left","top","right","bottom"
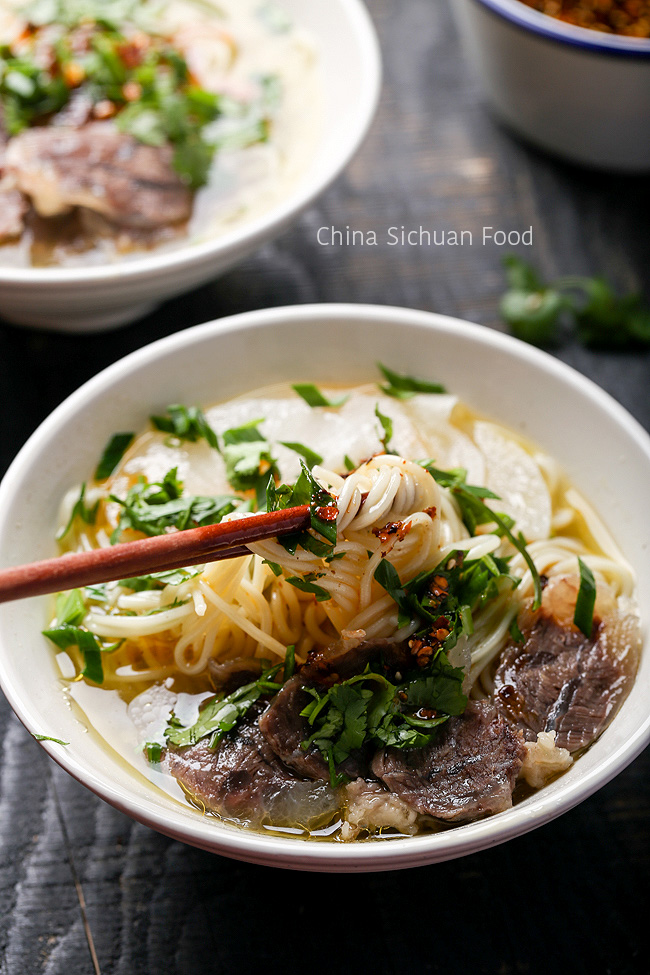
{"left": 0, "top": 304, "right": 648, "bottom": 872}
{"left": 0, "top": 1, "right": 380, "bottom": 332}
{"left": 451, "top": 0, "right": 650, "bottom": 171}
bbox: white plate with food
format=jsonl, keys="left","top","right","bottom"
{"left": 0, "top": 303, "right": 648, "bottom": 872}
{"left": 0, "top": 0, "right": 380, "bottom": 329}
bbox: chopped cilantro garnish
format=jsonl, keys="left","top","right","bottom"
{"left": 375, "top": 547, "right": 518, "bottom": 656}
{"left": 42, "top": 623, "right": 121, "bottom": 684}
{"left": 222, "top": 420, "right": 279, "bottom": 508}
{"left": 54, "top": 588, "right": 86, "bottom": 626}
{"left": 285, "top": 575, "right": 331, "bottom": 601}
{"left": 377, "top": 363, "right": 446, "bottom": 399}
{"left": 375, "top": 404, "right": 394, "bottom": 452}
{"left": 509, "top": 616, "right": 525, "bottom": 644}
{"left": 95, "top": 432, "right": 134, "bottom": 481}
{"left": 144, "top": 741, "right": 163, "bottom": 764}
{"left": 56, "top": 483, "right": 99, "bottom": 542}
{"left": 267, "top": 462, "right": 338, "bottom": 558}
{"left": 574, "top": 557, "right": 596, "bottom": 637}
{"left": 300, "top": 655, "right": 467, "bottom": 785}
{"left": 150, "top": 404, "right": 218, "bottom": 449}
{"left": 119, "top": 567, "right": 203, "bottom": 591}
{"left": 419, "top": 462, "right": 542, "bottom": 609}
{"left": 283, "top": 644, "right": 296, "bottom": 682}
{"left": 279, "top": 441, "right": 323, "bottom": 469}
{"left": 164, "top": 663, "right": 283, "bottom": 748}
{"left": 32, "top": 733, "right": 69, "bottom": 745}
{"left": 292, "top": 383, "right": 348, "bottom": 408}
{"left": 110, "top": 468, "right": 242, "bottom": 541}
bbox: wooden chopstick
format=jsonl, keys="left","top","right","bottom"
{"left": 0, "top": 505, "right": 310, "bottom": 604}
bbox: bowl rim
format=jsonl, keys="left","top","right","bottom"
{"left": 1, "top": 302, "right": 649, "bottom": 871}
{"left": 0, "top": 0, "right": 382, "bottom": 287}
{"left": 462, "top": 0, "right": 650, "bottom": 57}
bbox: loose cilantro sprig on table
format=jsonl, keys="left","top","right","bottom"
{"left": 500, "top": 255, "right": 650, "bottom": 349}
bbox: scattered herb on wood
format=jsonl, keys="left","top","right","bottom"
{"left": 500, "top": 255, "right": 650, "bottom": 349}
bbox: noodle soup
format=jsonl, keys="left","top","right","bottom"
{"left": 46, "top": 374, "right": 640, "bottom": 839}
{"left": 0, "top": 0, "right": 320, "bottom": 266}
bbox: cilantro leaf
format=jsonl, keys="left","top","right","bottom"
{"left": 292, "top": 383, "right": 348, "bottom": 408}
{"left": 375, "top": 404, "right": 394, "bottom": 452}
{"left": 42, "top": 624, "right": 120, "bottom": 684}
{"left": 94, "top": 432, "right": 134, "bottom": 481}
{"left": 222, "top": 420, "right": 278, "bottom": 507}
{"left": 150, "top": 404, "right": 219, "bottom": 449}
{"left": 419, "top": 462, "right": 542, "bottom": 609}
{"left": 110, "top": 467, "right": 242, "bottom": 541}
{"left": 299, "top": 659, "right": 467, "bottom": 784}
{"left": 279, "top": 441, "right": 323, "bottom": 468}
{"left": 285, "top": 575, "right": 331, "bottom": 601}
{"left": 574, "top": 557, "right": 596, "bottom": 637}
{"left": 164, "top": 664, "right": 283, "bottom": 748}
{"left": 377, "top": 363, "right": 446, "bottom": 399}
{"left": 119, "top": 567, "right": 203, "bottom": 591}
{"left": 32, "top": 733, "right": 69, "bottom": 745}
{"left": 54, "top": 588, "right": 86, "bottom": 626}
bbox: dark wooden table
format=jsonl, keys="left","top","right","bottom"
{"left": 1, "top": 2, "right": 648, "bottom": 972}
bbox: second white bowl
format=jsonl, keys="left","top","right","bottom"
{"left": 451, "top": 0, "right": 650, "bottom": 171}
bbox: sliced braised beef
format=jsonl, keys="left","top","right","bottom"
{"left": 300, "top": 636, "right": 411, "bottom": 683}
{"left": 208, "top": 656, "right": 264, "bottom": 695}
{"left": 493, "top": 601, "right": 639, "bottom": 753}
{"left": 371, "top": 700, "right": 526, "bottom": 823}
{"left": 5, "top": 122, "right": 193, "bottom": 228}
{"left": 259, "top": 638, "right": 412, "bottom": 782}
{"left": 164, "top": 703, "right": 338, "bottom": 827}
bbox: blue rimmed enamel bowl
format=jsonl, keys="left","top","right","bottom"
{"left": 451, "top": 0, "right": 650, "bottom": 171}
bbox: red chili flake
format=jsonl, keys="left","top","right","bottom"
{"left": 372, "top": 520, "right": 411, "bottom": 544}
{"left": 315, "top": 505, "right": 338, "bottom": 522}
